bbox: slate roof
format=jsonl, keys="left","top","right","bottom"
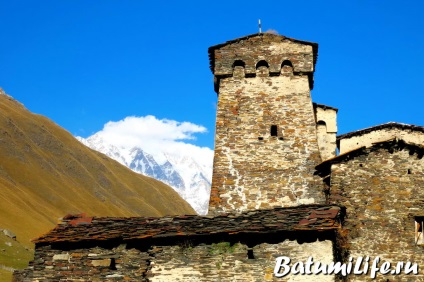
{"left": 313, "top": 103, "right": 338, "bottom": 112}
{"left": 34, "top": 205, "right": 343, "bottom": 245}
{"left": 315, "top": 138, "right": 424, "bottom": 176}
{"left": 337, "top": 122, "right": 424, "bottom": 142}
{"left": 208, "top": 33, "right": 319, "bottom": 74}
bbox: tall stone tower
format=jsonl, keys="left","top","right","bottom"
{"left": 208, "top": 33, "right": 325, "bottom": 215}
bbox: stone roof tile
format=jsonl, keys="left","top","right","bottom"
{"left": 34, "top": 205, "right": 343, "bottom": 245}
{"left": 313, "top": 103, "right": 338, "bottom": 112}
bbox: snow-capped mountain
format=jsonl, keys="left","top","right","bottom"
{"left": 76, "top": 133, "right": 212, "bottom": 214}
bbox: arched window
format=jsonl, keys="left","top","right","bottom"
{"left": 317, "top": 120, "right": 327, "bottom": 134}
{"left": 256, "top": 60, "right": 269, "bottom": 77}
{"left": 256, "top": 60, "right": 269, "bottom": 69}
{"left": 232, "top": 60, "right": 246, "bottom": 78}
{"left": 281, "top": 60, "right": 294, "bottom": 74}
{"left": 232, "top": 60, "right": 245, "bottom": 68}
{"left": 281, "top": 60, "right": 293, "bottom": 68}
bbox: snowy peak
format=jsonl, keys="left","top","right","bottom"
{"left": 76, "top": 134, "right": 212, "bottom": 215}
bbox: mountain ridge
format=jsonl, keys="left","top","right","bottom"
{"left": 77, "top": 133, "right": 212, "bottom": 214}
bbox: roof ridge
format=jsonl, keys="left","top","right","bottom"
{"left": 316, "top": 138, "right": 424, "bottom": 174}
{"left": 337, "top": 122, "right": 424, "bottom": 140}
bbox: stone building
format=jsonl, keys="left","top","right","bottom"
{"left": 14, "top": 33, "right": 424, "bottom": 281}
{"left": 208, "top": 34, "right": 324, "bottom": 215}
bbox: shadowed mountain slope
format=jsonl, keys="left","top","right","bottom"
{"left": 0, "top": 90, "right": 195, "bottom": 249}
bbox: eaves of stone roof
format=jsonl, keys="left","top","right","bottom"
{"left": 313, "top": 103, "right": 339, "bottom": 112}
{"left": 34, "top": 205, "right": 343, "bottom": 246}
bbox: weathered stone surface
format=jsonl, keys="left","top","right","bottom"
{"left": 148, "top": 240, "right": 334, "bottom": 282}
{"left": 208, "top": 33, "right": 325, "bottom": 215}
{"left": 91, "top": 259, "right": 112, "bottom": 267}
{"left": 317, "top": 139, "right": 424, "bottom": 281}
{"left": 52, "top": 253, "right": 70, "bottom": 261}
{"left": 208, "top": 33, "right": 318, "bottom": 84}
{"left": 314, "top": 103, "right": 338, "bottom": 161}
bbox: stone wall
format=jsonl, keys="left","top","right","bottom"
{"left": 318, "top": 140, "right": 424, "bottom": 281}
{"left": 209, "top": 34, "right": 324, "bottom": 215}
{"left": 14, "top": 244, "right": 150, "bottom": 281}
{"left": 149, "top": 240, "right": 334, "bottom": 281}
{"left": 314, "top": 104, "right": 338, "bottom": 161}
{"left": 15, "top": 237, "right": 335, "bottom": 281}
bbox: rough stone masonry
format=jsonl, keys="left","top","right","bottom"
{"left": 208, "top": 33, "right": 325, "bottom": 215}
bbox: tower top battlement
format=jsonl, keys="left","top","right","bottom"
{"left": 208, "top": 33, "right": 318, "bottom": 91}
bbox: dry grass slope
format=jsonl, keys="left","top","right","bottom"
{"left": 0, "top": 90, "right": 195, "bottom": 279}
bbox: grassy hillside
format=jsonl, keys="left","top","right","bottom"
{"left": 0, "top": 89, "right": 195, "bottom": 279}
{"left": 0, "top": 233, "right": 33, "bottom": 281}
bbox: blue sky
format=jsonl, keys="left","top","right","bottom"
{"left": 1, "top": 1, "right": 423, "bottom": 150}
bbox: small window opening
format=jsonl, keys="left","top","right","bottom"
{"left": 109, "top": 258, "right": 117, "bottom": 270}
{"left": 247, "top": 248, "right": 255, "bottom": 259}
{"left": 256, "top": 60, "right": 269, "bottom": 69}
{"left": 408, "top": 169, "right": 412, "bottom": 174}
{"left": 256, "top": 60, "right": 269, "bottom": 77}
{"left": 415, "top": 217, "right": 424, "bottom": 245}
{"left": 278, "top": 137, "right": 284, "bottom": 141}
{"left": 258, "top": 137, "right": 264, "bottom": 141}
{"left": 270, "top": 125, "right": 278, "bottom": 137}
{"left": 232, "top": 60, "right": 245, "bottom": 68}
{"left": 359, "top": 164, "right": 363, "bottom": 167}
{"left": 281, "top": 60, "right": 294, "bottom": 74}
{"left": 232, "top": 60, "right": 246, "bottom": 78}
{"left": 281, "top": 60, "right": 293, "bottom": 67}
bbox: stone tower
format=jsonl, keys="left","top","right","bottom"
{"left": 208, "top": 33, "right": 325, "bottom": 215}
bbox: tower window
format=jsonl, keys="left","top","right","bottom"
{"left": 232, "top": 60, "right": 245, "bottom": 68}
{"left": 270, "top": 125, "right": 278, "bottom": 137}
{"left": 232, "top": 60, "right": 246, "bottom": 78}
{"left": 256, "top": 60, "right": 269, "bottom": 77}
{"left": 256, "top": 60, "right": 269, "bottom": 69}
{"left": 281, "top": 60, "right": 294, "bottom": 76}
{"left": 247, "top": 248, "right": 255, "bottom": 259}
{"left": 281, "top": 60, "right": 293, "bottom": 67}
{"left": 109, "top": 258, "right": 117, "bottom": 270}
